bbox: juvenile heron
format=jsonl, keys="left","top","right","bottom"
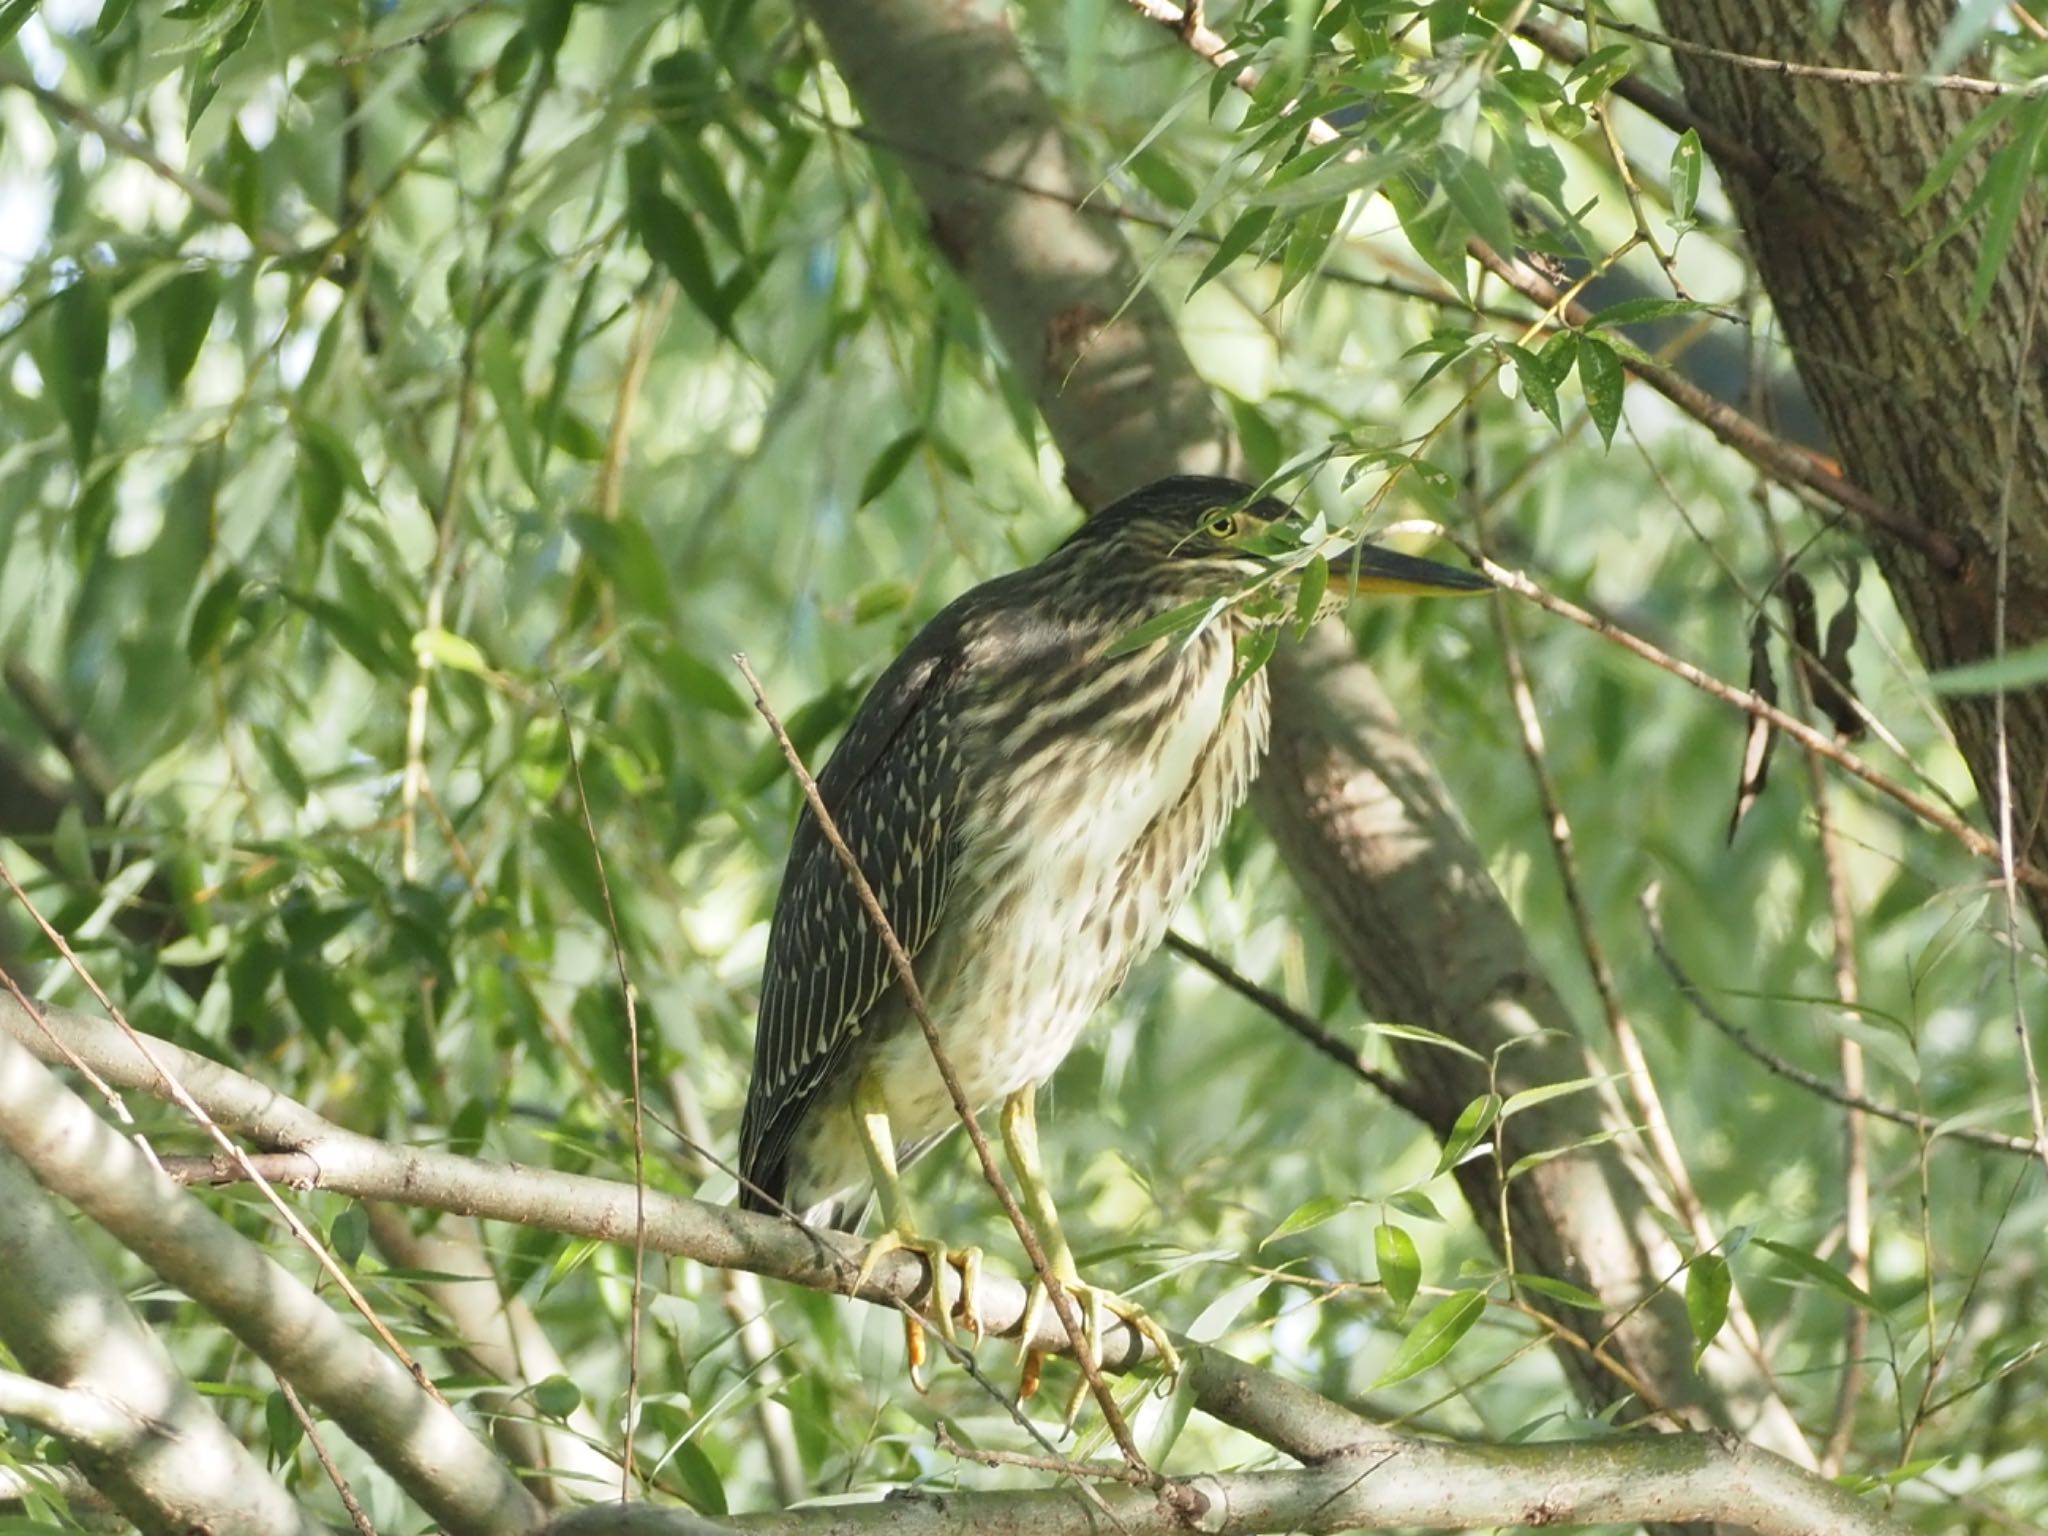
{"left": 739, "top": 475, "right": 1487, "bottom": 1376}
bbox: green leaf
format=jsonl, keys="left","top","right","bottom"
{"left": 1755, "top": 1238, "right": 1879, "bottom": 1311}
{"left": 1375, "top": 1222, "right": 1421, "bottom": 1319}
{"left": 1906, "top": 95, "right": 2022, "bottom": 215}
{"left": 1106, "top": 596, "right": 1225, "bottom": 659}
{"left": 264, "top": 1390, "right": 304, "bottom": 1461}
{"left": 1514, "top": 1273, "right": 1607, "bottom": 1312}
{"left": 626, "top": 140, "right": 737, "bottom": 344}
{"left": 1438, "top": 146, "right": 1517, "bottom": 257}
{"left": 1193, "top": 206, "right": 1276, "bottom": 294}
{"left": 1575, "top": 334, "right": 1625, "bottom": 446}
{"left": 1929, "top": 0, "right": 2006, "bottom": 75}
{"left": 1587, "top": 296, "right": 1709, "bottom": 329}
{"left": 1968, "top": 98, "right": 2048, "bottom": 324}
{"left": 663, "top": 645, "right": 751, "bottom": 719}
{"left": 412, "top": 627, "right": 490, "bottom": 675}
{"left": 45, "top": 275, "right": 110, "bottom": 469}
{"left": 533, "top": 1375, "right": 582, "bottom": 1419}
{"left": 155, "top": 268, "right": 220, "bottom": 397}
{"left": 1367, "top": 1020, "right": 1486, "bottom": 1063}
{"left": 1262, "top": 1194, "right": 1351, "bottom": 1247}
{"left": 1502, "top": 342, "right": 1561, "bottom": 431}
{"left": 1669, "top": 128, "right": 1703, "bottom": 224}
{"left": 329, "top": 1204, "right": 368, "bottom": 1267}
{"left": 1433, "top": 1092, "right": 1502, "bottom": 1175}
{"left": 526, "top": 0, "right": 574, "bottom": 58}
{"left": 1386, "top": 1190, "right": 1445, "bottom": 1223}
{"left": 850, "top": 580, "right": 914, "bottom": 624}
{"left": 1501, "top": 1073, "right": 1616, "bottom": 1119}
{"left": 1685, "top": 1253, "right": 1731, "bottom": 1362}
{"left": 1931, "top": 640, "right": 2048, "bottom": 694}
{"left": 1567, "top": 43, "right": 1634, "bottom": 105}
{"left": 1291, "top": 553, "right": 1328, "bottom": 637}
{"left": 187, "top": 567, "right": 247, "bottom": 663}
{"left": 857, "top": 429, "right": 922, "bottom": 508}
{"left": 1372, "top": 1288, "right": 1486, "bottom": 1387}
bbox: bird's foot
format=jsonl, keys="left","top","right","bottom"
{"left": 1016, "top": 1273, "right": 1180, "bottom": 1410}
{"left": 854, "top": 1231, "right": 983, "bottom": 1389}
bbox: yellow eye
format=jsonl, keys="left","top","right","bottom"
{"left": 1206, "top": 512, "right": 1237, "bottom": 539}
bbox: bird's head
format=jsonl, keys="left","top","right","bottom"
{"left": 1057, "top": 475, "right": 1491, "bottom": 630}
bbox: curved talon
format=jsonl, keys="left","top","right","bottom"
{"left": 1015, "top": 1275, "right": 1180, "bottom": 1409}
{"left": 856, "top": 1229, "right": 984, "bottom": 1390}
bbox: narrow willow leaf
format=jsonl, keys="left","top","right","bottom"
{"left": 1376, "top": 1222, "right": 1421, "bottom": 1319}
{"left": 1501, "top": 1073, "right": 1617, "bottom": 1119}
{"left": 1756, "top": 1239, "right": 1879, "bottom": 1310}
{"left": 1106, "top": 596, "right": 1225, "bottom": 659}
{"left": 857, "top": 429, "right": 922, "bottom": 508}
{"left": 1685, "top": 1253, "right": 1731, "bottom": 1361}
{"left": 1368, "top": 1021, "right": 1486, "bottom": 1063}
{"left": 1929, "top": 638, "right": 2048, "bottom": 695}
{"left": 1929, "top": 0, "right": 2006, "bottom": 75}
{"left": 1515, "top": 1273, "right": 1606, "bottom": 1312}
{"left": 1261, "top": 1194, "right": 1352, "bottom": 1247}
{"left": 1969, "top": 98, "right": 2048, "bottom": 325}
{"left": 46, "top": 275, "right": 109, "bottom": 468}
{"left": 1576, "top": 334, "right": 1624, "bottom": 446}
{"left": 1433, "top": 1092, "right": 1502, "bottom": 1175}
{"left": 1438, "top": 145, "right": 1516, "bottom": 257}
{"left": 1372, "top": 1289, "right": 1486, "bottom": 1387}
{"left": 1669, "top": 128, "right": 1702, "bottom": 223}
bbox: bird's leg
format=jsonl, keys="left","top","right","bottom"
{"left": 1002, "top": 1084, "right": 1180, "bottom": 1404}
{"left": 849, "top": 1069, "right": 981, "bottom": 1386}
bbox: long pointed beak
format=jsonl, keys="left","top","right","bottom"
{"left": 1323, "top": 543, "right": 1493, "bottom": 597}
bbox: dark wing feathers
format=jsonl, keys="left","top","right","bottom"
{"left": 738, "top": 627, "right": 968, "bottom": 1212}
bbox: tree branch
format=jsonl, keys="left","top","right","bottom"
{"left": 544, "top": 1433, "right": 1903, "bottom": 1536}
{"left": 0, "top": 1012, "right": 544, "bottom": 1536}
{"left": 0, "top": 1147, "right": 323, "bottom": 1536}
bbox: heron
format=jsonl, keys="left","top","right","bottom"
{"left": 739, "top": 474, "right": 1489, "bottom": 1383}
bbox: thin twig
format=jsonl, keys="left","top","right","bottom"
{"left": 1512, "top": 17, "right": 1771, "bottom": 181}
{"left": 1538, "top": 2, "right": 2045, "bottom": 96}
{"left": 1161, "top": 933, "right": 1433, "bottom": 1124}
{"left": 1639, "top": 886, "right": 2040, "bottom": 1158}
{"left": 1986, "top": 233, "right": 2048, "bottom": 1188}
{"left": 558, "top": 695, "right": 650, "bottom": 1499}
{"left": 280, "top": 1380, "right": 377, "bottom": 1536}
{"left": 1432, "top": 539, "right": 2047, "bottom": 892}
{"left": 733, "top": 654, "right": 1155, "bottom": 1479}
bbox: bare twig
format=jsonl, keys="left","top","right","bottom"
{"left": 1538, "top": 2, "right": 2045, "bottom": 97}
{"left": 1987, "top": 238, "right": 2048, "bottom": 1187}
{"left": 1161, "top": 933, "right": 1433, "bottom": 1124}
{"left": 1639, "top": 887, "right": 2040, "bottom": 1158}
{"left": 558, "top": 697, "right": 651, "bottom": 1499}
{"left": 1434, "top": 544, "right": 2046, "bottom": 892}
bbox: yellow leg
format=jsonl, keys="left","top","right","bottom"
{"left": 849, "top": 1069, "right": 980, "bottom": 1387}
{"left": 1002, "top": 1084, "right": 1180, "bottom": 1403}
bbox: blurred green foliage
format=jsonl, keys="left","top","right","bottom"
{"left": 0, "top": 0, "right": 2043, "bottom": 1528}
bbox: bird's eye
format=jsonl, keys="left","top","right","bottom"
{"left": 1206, "top": 512, "right": 1237, "bottom": 539}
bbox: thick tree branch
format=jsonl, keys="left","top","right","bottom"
{"left": 545, "top": 1434, "right": 1901, "bottom": 1536}
{"left": 0, "top": 998, "right": 1909, "bottom": 1535}
{"left": 0, "top": 1147, "right": 322, "bottom": 1536}
{"left": 0, "top": 1014, "right": 544, "bottom": 1536}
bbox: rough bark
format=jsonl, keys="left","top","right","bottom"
{"left": 1658, "top": 1, "right": 2048, "bottom": 928}
{"left": 797, "top": 0, "right": 1808, "bottom": 1458}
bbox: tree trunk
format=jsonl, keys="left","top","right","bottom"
{"left": 1660, "top": 1, "right": 2048, "bottom": 927}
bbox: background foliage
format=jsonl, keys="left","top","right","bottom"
{"left": 0, "top": 0, "right": 2043, "bottom": 1528}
